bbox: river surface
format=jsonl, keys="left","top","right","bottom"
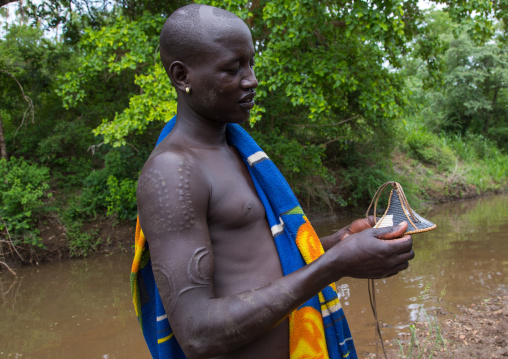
{"left": 1, "top": 195, "right": 507, "bottom": 358}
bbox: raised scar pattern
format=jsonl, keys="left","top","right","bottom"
{"left": 153, "top": 266, "right": 178, "bottom": 315}
{"left": 154, "top": 248, "right": 211, "bottom": 317}
{"left": 187, "top": 247, "right": 211, "bottom": 285}
{"left": 138, "top": 161, "right": 196, "bottom": 235}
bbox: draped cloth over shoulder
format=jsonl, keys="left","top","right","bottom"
{"left": 131, "top": 116, "right": 357, "bottom": 359}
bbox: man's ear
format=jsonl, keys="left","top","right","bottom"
{"left": 168, "top": 61, "right": 189, "bottom": 93}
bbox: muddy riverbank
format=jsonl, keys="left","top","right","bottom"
{"left": 364, "top": 285, "right": 508, "bottom": 358}
{"left": 1, "top": 190, "right": 504, "bottom": 269}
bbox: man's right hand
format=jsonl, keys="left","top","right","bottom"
{"left": 324, "top": 221, "right": 414, "bottom": 280}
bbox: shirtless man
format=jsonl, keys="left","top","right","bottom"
{"left": 136, "top": 4, "right": 414, "bottom": 359}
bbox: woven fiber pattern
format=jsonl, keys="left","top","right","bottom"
{"left": 367, "top": 181, "right": 436, "bottom": 235}
{"left": 375, "top": 189, "right": 436, "bottom": 234}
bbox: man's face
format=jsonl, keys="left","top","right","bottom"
{"left": 185, "top": 19, "right": 258, "bottom": 124}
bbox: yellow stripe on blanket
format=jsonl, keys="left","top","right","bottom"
{"left": 318, "top": 292, "right": 342, "bottom": 318}
{"left": 158, "top": 333, "right": 174, "bottom": 344}
{"left": 289, "top": 306, "right": 329, "bottom": 359}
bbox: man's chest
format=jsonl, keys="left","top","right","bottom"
{"left": 202, "top": 150, "right": 266, "bottom": 229}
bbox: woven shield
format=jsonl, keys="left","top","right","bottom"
{"left": 366, "top": 181, "right": 436, "bottom": 235}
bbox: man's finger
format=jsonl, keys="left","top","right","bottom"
{"left": 366, "top": 216, "right": 377, "bottom": 227}
{"left": 393, "top": 261, "right": 410, "bottom": 273}
{"left": 373, "top": 221, "right": 408, "bottom": 240}
{"left": 386, "top": 235, "right": 413, "bottom": 256}
{"left": 348, "top": 217, "right": 375, "bottom": 234}
{"left": 399, "top": 248, "right": 415, "bottom": 262}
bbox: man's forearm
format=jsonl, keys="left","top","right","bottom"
{"left": 320, "top": 229, "right": 347, "bottom": 251}
{"left": 169, "top": 253, "right": 335, "bottom": 358}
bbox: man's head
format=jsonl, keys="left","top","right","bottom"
{"left": 160, "top": 4, "right": 243, "bottom": 71}
{"left": 160, "top": 4, "right": 258, "bottom": 123}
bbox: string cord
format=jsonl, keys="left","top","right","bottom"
{"left": 366, "top": 181, "right": 417, "bottom": 359}
{"left": 368, "top": 279, "right": 387, "bottom": 359}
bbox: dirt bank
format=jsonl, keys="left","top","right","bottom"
{"left": 364, "top": 285, "right": 508, "bottom": 358}
{"left": 0, "top": 216, "right": 135, "bottom": 269}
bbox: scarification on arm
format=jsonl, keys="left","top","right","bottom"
{"left": 137, "top": 158, "right": 197, "bottom": 238}
{"left": 152, "top": 264, "right": 179, "bottom": 315}
{"left": 188, "top": 247, "right": 212, "bottom": 285}
{"left": 153, "top": 247, "right": 212, "bottom": 316}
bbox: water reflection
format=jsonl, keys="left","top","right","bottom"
{"left": 0, "top": 256, "right": 150, "bottom": 359}
{"left": 0, "top": 195, "right": 507, "bottom": 358}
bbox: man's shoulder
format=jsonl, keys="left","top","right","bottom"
{"left": 138, "top": 144, "right": 210, "bottom": 202}
{"left": 137, "top": 144, "right": 210, "bottom": 234}
{"left": 142, "top": 143, "right": 203, "bottom": 178}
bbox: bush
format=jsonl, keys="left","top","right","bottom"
{"left": 106, "top": 176, "right": 138, "bottom": 220}
{"left": 406, "top": 130, "right": 456, "bottom": 170}
{"left": 76, "top": 146, "right": 146, "bottom": 218}
{"left": 0, "top": 158, "right": 52, "bottom": 247}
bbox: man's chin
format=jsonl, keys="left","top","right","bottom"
{"left": 227, "top": 111, "right": 251, "bottom": 124}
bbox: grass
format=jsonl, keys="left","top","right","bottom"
{"left": 396, "top": 286, "right": 448, "bottom": 359}
{"left": 394, "top": 120, "right": 508, "bottom": 206}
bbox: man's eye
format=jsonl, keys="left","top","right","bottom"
{"left": 227, "top": 67, "right": 240, "bottom": 74}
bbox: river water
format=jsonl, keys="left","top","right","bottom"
{"left": 1, "top": 195, "right": 507, "bottom": 358}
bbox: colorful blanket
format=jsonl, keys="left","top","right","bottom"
{"left": 131, "top": 116, "right": 357, "bottom": 359}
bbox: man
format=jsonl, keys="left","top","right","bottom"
{"left": 135, "top": 4, "right": 414, "bottom": 359}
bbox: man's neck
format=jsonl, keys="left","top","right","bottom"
{"left": 173, "top": 102, "right": 229, "bottom": 149}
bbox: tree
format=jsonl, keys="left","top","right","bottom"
{"left": 440, "top": 32, "right": 508, "bottom": 143}
{"left": 24, "top": 0, "right": 189, "bottom": 44}
{"left": 55, "top": 0, "right": 508, "bottom": 205}
{"left": 0, "top": 69, "right": 34, "bottom": 159}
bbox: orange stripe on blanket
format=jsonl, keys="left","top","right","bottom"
{"left": 289, "top": 307, "right": 329, "bottom": 359}
{"left": 131, "top": 217, "right": 146, "bottom": 274}
{"left": 295, "top": 217, "right": 324, "bottom": 264}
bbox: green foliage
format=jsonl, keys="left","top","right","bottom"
{"left": 59, "top": 195, "right": 101, "bottom": 257}
{"left": 337, "top": 142, "right": 420, "bottom": 208}
{"left": 440, "top": 32, "right": 508, "bottom": 138}
{"left": 72, "top": 146, "right": 145, "bottom": 219}
{"left": 405, "top": 130, "right": 456, "bottom": 170}
{"left": 56, "top": 12, "right": 165, "bottom": 110}
{"left": 398, "top": 112, "right": 508, "bottom": 198}
{"left": 341, "top": 159, "right": 394, "bottom": 207}
{"left": 106, "top": 176, "right": 137, "bottom": 220}
{"left": 3, "top": 1, "right": 508, "bottom": 259}
{"left": 446, "top": 133, "right": 508, "bottom": 191}
{"left": 25, "top": 0, "right": 190, "bottom": 44}
{"left": 65, "top": 219, "right": 100, "bottom": 258}
{"left": 93, "top": 64, "right": 177, "bottom": 146}
{"left": 252, "top": 130, "right": 327, "bottom": 182}
{"left": 0, "top": 158, "right": 52, "bottom": 247}
{"left": 398, "top": 11, "right": 508, "bottom": 200}
{"left": 51, "top": 0, "right": 508, "bottom": 211}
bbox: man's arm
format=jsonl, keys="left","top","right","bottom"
{"left": 138, "top": 153, "right": 413, "bottom": 359}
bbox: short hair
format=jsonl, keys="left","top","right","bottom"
{"left": 160, "top": 4, "right": 241, "bottom": 78}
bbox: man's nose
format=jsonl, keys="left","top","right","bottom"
{"left": 242, "top": 67, "right": 258, "bottom": 89}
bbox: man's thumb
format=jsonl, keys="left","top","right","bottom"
{"left": 374, "top": 221, "right": 408, "bottom": 240}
